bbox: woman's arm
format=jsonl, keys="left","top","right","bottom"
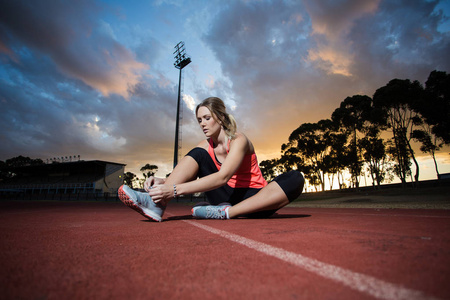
{"left": 149, "top": 133, "right": 250, "bottom": 203}
{"left": 179, "top": 134, "right": 249, "bottom": 192}
{"left": 143, "top": 140, "right": 208, "bottom": 194}
{"left": 143, "top": 176, "right": 166, "bottom": 192}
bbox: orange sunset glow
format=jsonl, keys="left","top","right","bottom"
{"left": 1, "top": 0, "right": 449, "bottom": 189}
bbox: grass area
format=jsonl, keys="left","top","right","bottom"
{"left": 294, "top": 184, "right": 450, "bottom": 202}
{"left": 289, "top": 183, "right": 450, "bottom": 209}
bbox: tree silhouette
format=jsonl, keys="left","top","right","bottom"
{"left": 323, "top": 128, "right": 348, "bottom": 189}
{"left": 332, "top": 95, "right": 372, "bottom": 188}
{"left": 272, "top": 70, "right": 449, "bottom": 190}
{"left": 140, "top": 164, "right": 158, "bottom": 179}
{"left": 259, "top": 159, "right": 278, "bottom": 182}
{"left": 359, "top": 126, "right": 392, "bottom": 186}
{"left": 123, "top": 172, "right": 136, "bottom": 187}
{"left": 373, "top": 79, "right": 424, "bottom": 185}
{"left": 283, "top": 120, "right": 334, "bottom": 191}
{"left": 0, "top": 156, "right": 44, "bottom": 181}
{"left": 5, "top": 155, "right": 44, "bottom": 167}
{"left": 421, "top": 71, "right": 450, "bottom": 145}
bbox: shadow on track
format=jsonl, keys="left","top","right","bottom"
{"left": 267, "top": 213, "right": 311, "bottom": 219}
{"left": 139, "top": 215, "right": 194, "bottom": 222}
{"left": 140, "top": 213, "right": 312, "bottom": 222}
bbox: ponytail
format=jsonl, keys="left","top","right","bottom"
{"left": 224, "top": 113, "right": 237, "bottom": 139}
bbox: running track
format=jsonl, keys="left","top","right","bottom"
{"left": 1, "top": 201, "right": 449, "bottom": 299}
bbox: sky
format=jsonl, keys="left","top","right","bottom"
{"left": 1, "top": 0, "right": 450, "bottom": 185}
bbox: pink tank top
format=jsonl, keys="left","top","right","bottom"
{"left": 207, "top": 139, "right": 268, "bottom": 189}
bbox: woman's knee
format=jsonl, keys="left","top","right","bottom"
{"left": 273, "top": 170, "right": 304, "bottom": 202}
{"left": 292, "top": 170, "right": 305, "bottom": 191}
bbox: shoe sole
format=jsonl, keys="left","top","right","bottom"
{"left": 118, "top": 186, "right": 162, "bottom": 222}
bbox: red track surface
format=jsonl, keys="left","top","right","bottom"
{"left": 1, "top": 201, "right": 449, "bottom": 299}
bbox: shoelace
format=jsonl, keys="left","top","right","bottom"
{"left": 206, "top": 206, "right": 226, "bottom": 219}
{"left": 136, "top": 191, "right": 166, "bottom": 210}
{"left": 136, "top": 192, "right": 152, "bottom": 208}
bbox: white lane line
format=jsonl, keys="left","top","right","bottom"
{"left": 183, "top": 219, "right": 440, "bottom": 300}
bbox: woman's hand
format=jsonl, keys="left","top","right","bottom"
{"left": 148, "top": 184, "right": 173, "bottom": 206}
{"left": 144, "top": 176, "right": 165, "bottom": 192}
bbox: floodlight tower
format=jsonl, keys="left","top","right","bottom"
{"left": 173, "top": 41, "right": 191, "bottom": 168}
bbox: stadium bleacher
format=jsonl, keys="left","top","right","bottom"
{"left": 0, "top": 160, "right": 125, "bottom": 200}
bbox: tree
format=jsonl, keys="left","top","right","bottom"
{"left": 422, "top": 70, "right": 450, "bottom": 144}
{"left": 385, "top": 139, "right": 412, "bottom": 183}
{"left": 326, "top": 130, "right": 350, "bottom": 189}
{"left": 140, "top": 164, "right": 158, "bottom": 179}
{"left": 412, "top": 126, "right": 442, "bottom": 179}
{"left": 307, "top": 173, "right": 322, "bottom": 192}
{"left": 332, "top": 95, "right": 373, "bottom": 188}
{"left": 359, "top": 126, "right": 392, "bottom": 186}
{"left": 260, "top": 159, "right": 281, "bottom": 182}
{"left": 0, "top": 156, "right": 44, "bottom": 180}
{"left": 373, "top": 79, "right": 424, "bottom": 185}
{"left": 409, "top": 70, "right": 450, "bottom": 180}
{"left": 283, "top": 120, "right": 334, "bottom": 191}
{"left": 5, "top": 155, "right": 44, "bottom": 167}
{"left": 279, "top": 145, "right": 304, "bottom": 172}
{"left": 123, "top": 172, "right": 137, "bottom": 187}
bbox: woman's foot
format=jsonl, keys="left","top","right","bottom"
{"left": 192, "top": 204, "right": 231, "bottom": 219}
{"left": 118, "top": 185, "right": 165, "bottom": 222}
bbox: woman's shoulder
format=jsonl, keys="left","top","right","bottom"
{"left": 231, "top": 132, "right": 254, "bottom": 154}
{"left": 233, "top": 131, "right": 248, "bottom": 141}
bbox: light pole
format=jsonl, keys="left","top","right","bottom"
{"left": 173, "top": 41, "right": 191, "bottom": 168}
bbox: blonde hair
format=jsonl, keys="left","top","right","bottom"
{"left": 196, "top": 97, "right": 237, "bottom": 139}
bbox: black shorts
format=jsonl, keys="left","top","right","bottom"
{"left": 186, "top": 147, "right": 304, "bottom": 217}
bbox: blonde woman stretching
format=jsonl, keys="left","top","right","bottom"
{"left": 118, "top": 97, "right": 304, "bottom": 221}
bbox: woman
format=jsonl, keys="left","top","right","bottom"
{"left": 118, "top": 97, "right": 304, "bottom": 221}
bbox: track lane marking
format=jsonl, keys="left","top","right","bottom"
{"left": 182, "top": 219, "right": 440, "bottom": 300}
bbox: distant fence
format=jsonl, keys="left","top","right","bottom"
{"left": 0, "top": 182, "right": 96, "bottom": 194}
{"left": 0, "top": 190, "right": 118, "bottom": 202}
{"left": 3, "top": 177, "right": 447, "bottom": 202}
{"left": 0, "top": 188, "right": 206, "bottom": 203}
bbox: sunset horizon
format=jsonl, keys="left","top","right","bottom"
{"left": 1, "top": 0, "right": 449, "bottom": 189}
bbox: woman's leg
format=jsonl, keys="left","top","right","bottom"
{"left": 119, "top": 150, "right": 202, "bottom": 221}
{"left": 164, "top": 155, "right": 199, "bottom": 186}
{"left": 228, "top": 170, "right": 304, "bottom": 218}
{"left": 227, "top": 181, "right": 288, "bottom": 218}
{"left": 169, "top": 148, "right": 236, "bottom": 206}
{"left": 192, "top": 171, "right": 304, "bottom": 219}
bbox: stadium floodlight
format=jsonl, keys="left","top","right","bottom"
{"left": 173, "top": 41, "right": 191, "bottom": 168}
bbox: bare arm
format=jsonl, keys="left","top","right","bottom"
{"left": 149, "top": 134, "right": 250, "bottom": 203}
{"left": 143, "top": 176, "right": 165, "bottom": 192}
{"left": 177, "top": 136, "right": 247, "bottom": 193}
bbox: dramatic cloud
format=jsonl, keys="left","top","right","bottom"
{"left": 0, "top": 0, "right": 449, "bottom": 180}
{"left": 305, "top": 0, "right": 381, "bottom": 76}
{"left": 203, "top": 0, "right": 450, "bottom": 160}
{"left": 0, "top": 0, "right": 148, "bottom": 99}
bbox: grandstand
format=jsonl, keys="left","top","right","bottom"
{"left": 0, "top": 160, "right": 125, "bottom": 199}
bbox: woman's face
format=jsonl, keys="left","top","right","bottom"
{"left": 197, "top": 106, "right": 221, "bottom": 137}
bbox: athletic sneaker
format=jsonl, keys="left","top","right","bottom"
{"left": 192, "top": 204, "right": 231, "bottom": 220}
{"left": 118, "top": 185, "right": 165, "bottom": 222}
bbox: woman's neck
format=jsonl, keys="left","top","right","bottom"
{"left": 210, "top": 129, "right": 228, "bottom": 148}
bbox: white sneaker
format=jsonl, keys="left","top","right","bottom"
{"left": 192, "top": 204, "right": 230, "bottom": 219}
{"left": 118, "top": 185, "right": 165, "bottom": 222}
